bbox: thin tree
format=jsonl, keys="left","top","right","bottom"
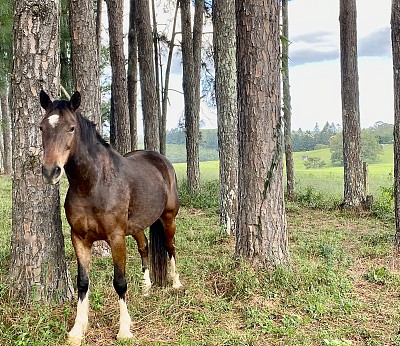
{"left": 161, "top": 1, "right": 179, "bottom": 156}
{"left": 9, "top": 0, "right": 73, "bottom": 302}
{"left": 180, "top": 0, "right": 203, "bottom": 192}
{"left": 136, "top": 0, "right": 159, "bottom": 151}
{"left": 282, "top": 0, "right": 295, "bottom": 202}
{"left": 339, "top": 0, "right": 365, "bottom": 208}
{"left": 105, "top": 0, "right": 131, "bottom": 154}
{"left": 128, "top": 0, "right": 138, "bottom": 150}
{"left": 213, "top": 0, "right": 238, "bottom": 235}
{"left": 235, "top": 0, "right": 289, "bottom": 267}
{"left": 0, "top": 88, "right": 11, "bottom": 175}
{"left": 391, "top": 0, "right": 400, "bottom": 251}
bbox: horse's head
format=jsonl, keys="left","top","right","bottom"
{"left": 39, "top": 90, "right": 81, "bottom": 184}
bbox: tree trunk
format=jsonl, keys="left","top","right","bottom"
{"left": 391, "top": 0, "right": 400, "bottom": 251}
{"left": 282, "top": 0, "right": 295, "bottom": 202}
{"left": 96, "top": 0, "right": 103, "bottom": 61}
{"left": 235, "top": 0, "right": 289, "bottom": 268}
{"left": 339, "top": 0, "right": 365, "bottom": 208}
{"left": 1, "top": 89, "right": 11, "bottom": 175}
{"left": 180, "top": 0, "right": 201, "bottom": 192}
{"left": 69, "top": 0, "right": 102, "bottom": 130}
{"left": 105, "top": 0, "right": 131, "bottom": 154}
{"left": 162, "top": 1, "right": 179, "bottom": 157}
{"left": 136, "top": 0, "right": 159, "bottom": 151}
{"left": 128, "top": 0, "right": 138, "bottom": 151}
{"left": 213, "top": 0, "right": 238, "bottom": 235}
{"left": 9, "top": 0, "right": 73, "bottom": 303}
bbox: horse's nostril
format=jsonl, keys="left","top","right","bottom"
{"left": 53, "top": 166, "right": 61, "bottom": 178}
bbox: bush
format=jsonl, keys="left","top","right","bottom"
{"left": 303, "top": 157, "right": 326, "bottom": 169}
{"left": 178, "top": 179, "right": 220, "bottom": 211}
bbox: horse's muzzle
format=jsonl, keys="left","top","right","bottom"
{"left": 42, "top": 164, "right": 63, "bottom": 184}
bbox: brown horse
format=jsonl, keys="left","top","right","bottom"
{"left": 39, "top": 91, "right": 182, "bottom": 344}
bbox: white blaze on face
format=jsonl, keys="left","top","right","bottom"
{"left": 48, "top": 114, "right": 60, "bottom": 128}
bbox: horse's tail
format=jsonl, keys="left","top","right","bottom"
{"left": 149, "top": 219, "right": 168, "bottom": 287}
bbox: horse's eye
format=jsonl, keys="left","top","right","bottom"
{"left": 68, "top": 126, "right": 75, "bottom": 133}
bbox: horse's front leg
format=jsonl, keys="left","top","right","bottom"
{"left": 132, "top": 231, "right": 151, "bottom": 296}
{"left": 109, "top": 234, "right": 133, "bottom": 340}
{"left": 68, "top": 233, "right": 92, "bottom": 345}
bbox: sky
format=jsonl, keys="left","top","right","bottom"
{"left": 108, "top": 0, "right": 394, "bottom": 132}
{"left": 288, "top": 0, "right": 393, "bottom": 131}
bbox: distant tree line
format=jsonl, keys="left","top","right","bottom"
{"left": 167, "top": 121, "right": 393, "bottom": 155}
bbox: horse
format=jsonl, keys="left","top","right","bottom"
{"left": 39, "top": 90, "right": 182, "bottom": 344}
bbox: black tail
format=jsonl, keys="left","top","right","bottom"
{"left": 149, "top": 219, "right": 168, "bottom": 287}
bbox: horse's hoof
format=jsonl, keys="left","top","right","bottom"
{"left": 117, "top": 330, "right": 133, "bottom": 340}
{"left": 142, "top": 285, "right": 151, "bottom": 297}
{"left": 172, "top": 274, "right": 183, "bottom": 289}
{"left": 66, "top": 335, "right": 83, "bottom": 346}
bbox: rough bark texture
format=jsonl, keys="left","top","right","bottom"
{"left": 180, "top": 0, "right": 200, "bottom": 192}
{"left": 282, "top": 0, "right": 295, "bottom": 202}
{"left": 69, "top": 0, "right": 101, "bottom": 129}
{"left": 1, "top": 90, "right": 11, "bottom": 174}
{"left": 235, "top": 0, "right": 289, "bottom": 268}
{"left": 128, "top": 0, "right": 138, "bottom": 150}
{"left": 9, "top": 0, "right": 73, "bottom": 303}
{"left": 339, "top": 0, "right": 365, "bottom": 208}
{"left": 392, "top": 0, "right": 400, "bottom": 251}
{"left": 213, "top": 0, "right": 238, "bottom": 235}
{"left": 105, "top": 0, "right": 131, "bottom": 154}
{"left": 136, "top": 0, "right": 159, "bottom": 151}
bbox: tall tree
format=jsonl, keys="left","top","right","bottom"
{"left": 1, "top": 90, "right": 11, "bottom": 175}
{"left": 339, "top": 0, "right": 365, "bottom": 208}
{"left": 213, "top": 0, "right": 238, "bottom": 235}
{"left": 180, "top": 0, "right": 203, "bottom": 192}
{"left": 136, "top": 0, "right": 159, "bottom": 151}
{"left": 128, "top": 0, "right": 138, "bottom": 150}
{"left": 235, "top": 0, "right": 289, "bottom": 267}
{"left": 282, "top": 0, "right": 295, "bottom": 202}
{"left": 105, "top": 0, "right": 131, "bottom": 154}
{"left": 69, "top": 0, "right": 102, "bottom": 129}
{"left": 391, "top": 0, "right": 400, "bottom": 251}
{"left": 9, "top": 0, "right": 73, "bottom": 302}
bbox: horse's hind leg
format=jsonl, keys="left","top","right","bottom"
{"left": 68, "top": 233, "right": 92, "bottom": 345}
{"left": 161, "top": 211, "right": 183, "bottom": 289}
{"left": 132, "top": 231, "right": 151, "bottom": 296}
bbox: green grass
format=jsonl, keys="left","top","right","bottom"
{"left": 0, "top": 146, "right": 399, "bottom": 345}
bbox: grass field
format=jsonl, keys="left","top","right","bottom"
{"left": 0, "top": 146, "right": 398, "bottom": 345}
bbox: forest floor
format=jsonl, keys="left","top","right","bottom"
{"left": 1, "top": 177, "right": 399, "bottom": 346}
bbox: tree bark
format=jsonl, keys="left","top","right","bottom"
{"left": 339, "top": 0, "right": 365, "bottom": 208}
{"left": 235, "top": 0, "right": 289, "bottom": 268}
{"left": 69, "top": 0, "right": 102, "bottom": 130}
{"left": 1, "top": 89, "right": 11, "bottom": 175}
{"left": 391, "top": 0, "right": 400, "bottom": 251}
{"left": 282, "top": 0, "right": 295, "bottom": 202}
{"left": 105, "top": 0, "right": 131, "bottom": 154}
{"left": 128, "top": 0, "right": 138, "bottom": 150}
{"left": 213, "top": 0, "right": 238, "bottom": 235}
{"left": 180, "top": 0, "right": 201, "bottom": 192}
{"left": 136, "top": 0, "right": 159, "bottom": 151}
{"left": 9, "top": 0, "right": 73, "bottom": 303}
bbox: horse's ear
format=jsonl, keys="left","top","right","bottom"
{"left": 40, "top": 90, "right": 52, "bottom": 110}
{"left": 69, "top": 91, "right": 81, "bottom": 111}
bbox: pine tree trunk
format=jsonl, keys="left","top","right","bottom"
{"left": 235, "top": 0, "right": 289, "bottom": 268}
{"left": 339, "top": 0, "right": 365, "bottom": 208}
{"left": 391, "top": 0, "right": 400, "bottom": 251}
{"left": 9, "top": 0, "right": 73, "bottom": 303}
{"left": 128, "top": 0, "right": 138, "bottom": 151}
{"left": 136, "top": 0, "right": 159, "bottom": 151}
{"left": 282, "top": 0, "right": 295, "bottom": 202}
{"left": 1, "top": 90, "right": 11, "bottom": 175}
{"left": 105, "top": 0, "right": 131, "bottom": 154}
{"left": 180, "top": 0, "right": 200, "bottom": 192}
{"left": 213, "top": 0, "right": 238, "bottom": 235}
{"left": 69, "top": 0, "right": 102, "bottom": 130}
